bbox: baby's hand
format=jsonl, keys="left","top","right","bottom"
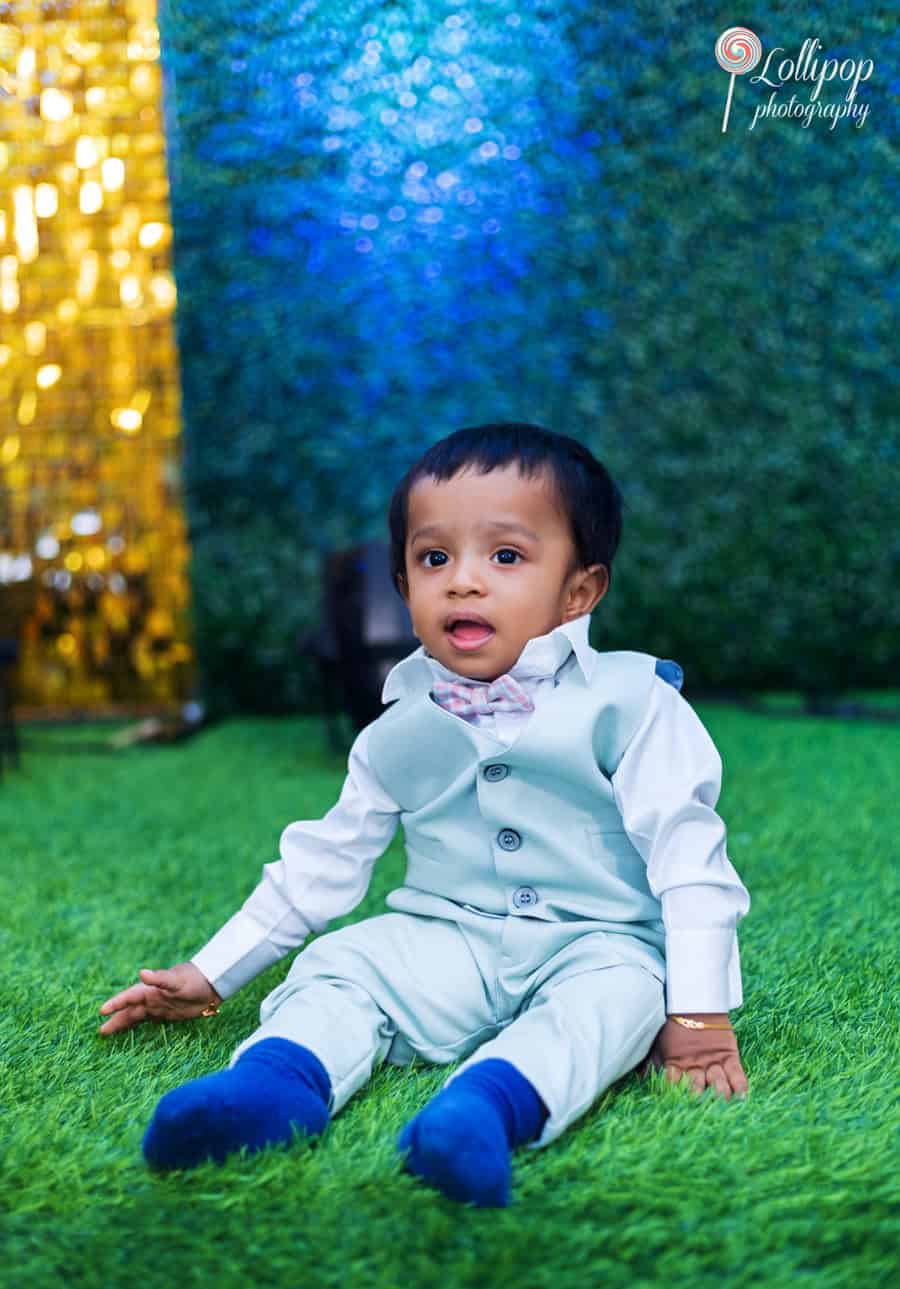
{"left": 98, "top": 963, "right": 221, "bottom": 1037}
{"left": 638, "top": 1014, "right": 749, "bottom": 1100}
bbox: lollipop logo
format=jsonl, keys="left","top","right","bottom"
{"left": 715, "top": 27, "right": 763, "bottom": 132}
{"left": 715, "top": 28, "right": 875, "bottom": 132}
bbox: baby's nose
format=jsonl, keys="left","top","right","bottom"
{"left": 447, "top": 557, "right": 486, "bottom": 590}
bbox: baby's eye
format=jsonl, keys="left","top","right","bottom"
{"left": 492, "top": 548, "right": 522, "bottom": 565}
{"left": 421, "top": 550, "right": 448, "bottom": 568}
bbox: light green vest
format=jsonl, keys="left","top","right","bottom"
{"left": 367, "top": 649, "right": 668, "bottom": 968}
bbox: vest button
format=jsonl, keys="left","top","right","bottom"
{"left": 512, "top": 885, "right": 539, "bottom": 909}
{"left": 484, "top": 764, "right": 509, "bottom": 782}
{"left": 497, "top": 828, "right": 521, "bottom": 851}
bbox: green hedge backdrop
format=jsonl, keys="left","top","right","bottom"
{"left": 157, "top": 0, "right": 899, "bottom": 716}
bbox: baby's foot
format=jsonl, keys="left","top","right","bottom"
{"left": 397, "top": 1087, "right": 513, "bottom": 1206}
{"left": 142, "top": 1038, "right": 331, "bottom": 1170}
{"left": 396, "top": 1059, "right": 549, "bottom": 1208}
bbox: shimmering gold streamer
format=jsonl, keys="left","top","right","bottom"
{"left": 0, "top": 0, "right": 193, "bottom": 709}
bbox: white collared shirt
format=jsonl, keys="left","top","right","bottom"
{"left": 192, "top": 613, "right": 750, "bottom": 1013}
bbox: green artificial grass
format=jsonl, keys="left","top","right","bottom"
{"left": 1, "top": 705, "right": 898, "bottom": 1289}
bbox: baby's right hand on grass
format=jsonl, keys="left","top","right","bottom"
{"left": 98, "top": 963, "right": 221, "bottom": 1036}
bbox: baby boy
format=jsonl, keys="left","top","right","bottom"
{"left": 99, "top": 422, "right": 750, "bottom": 1207}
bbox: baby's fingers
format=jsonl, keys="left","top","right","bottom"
{"left": 704, "top": 1062, "right": 732, "bottom": 1099}
{"left": 99, "top": 981, "right": 151, "bottom": 1015}
{"left": 98, "top": 1001, "right": 150, "bottom": 1036}
{"left": 98, "top": 983, "right": 169, "bottom": 1035}
{"left": 665, "top": 1063, "right": 706, "bottom": 1095}
{"left": 723, "top": 1054, "right": 749, "bottom": 1098}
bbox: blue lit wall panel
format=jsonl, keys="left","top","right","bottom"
{"left": 158, "top": 1, "right": 898, "bottom": 713}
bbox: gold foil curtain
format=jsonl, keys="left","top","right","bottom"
{"left": 0, "top": 0, "right": 193, "bottom": 710}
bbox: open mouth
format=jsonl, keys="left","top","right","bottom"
{"left": 446, "top": 620, "right": 496, "bottom": 649}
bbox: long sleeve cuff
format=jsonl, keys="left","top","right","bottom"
{"left": 190, "top": 907, "right": 310, "bottom": 1001}
{"left": 663, "top": 928, "right": 744, "bottom": 1013}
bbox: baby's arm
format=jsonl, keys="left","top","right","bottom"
{"left": 612, "top": 674, "right": 751, "bottom": 1098}
{"left": 98, "top": 725, "right": 401, "bottom": 1037}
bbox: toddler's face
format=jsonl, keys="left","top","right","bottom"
{"left": 397, "top": 464, "right": 607, "bottom": 681}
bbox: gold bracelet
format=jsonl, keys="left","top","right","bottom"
{"left": 200, "top": 1001, "right": 220, "bottom": 1017}
{"left": 668, "top": 1015, "right": 732, "bottom": 1030}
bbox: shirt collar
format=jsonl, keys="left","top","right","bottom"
{"left": 380, "top": 612, "right": 597, "bottom": 703}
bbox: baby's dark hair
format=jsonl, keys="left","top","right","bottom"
{"left": 388, "top": 422, "right": 623, "bottom": 595}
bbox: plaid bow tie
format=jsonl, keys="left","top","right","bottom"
{"left": 431, "top": 673, "right": 536, "bottom": 717}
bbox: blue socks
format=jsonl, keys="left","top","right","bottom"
{"left": 142, "top": 1037, "right": 331, "bottom": 1170}
{"left": 142, "top": 1041, "right": 548, "bottom": 1207}
{"left": 396, "top": 1058, "right": 549, "bottom": 1207}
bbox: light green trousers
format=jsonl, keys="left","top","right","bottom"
{"left": 229, "top": 908, "right": 667, "bottom": 1149}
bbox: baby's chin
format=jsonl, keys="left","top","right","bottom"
{"left": 437, "top": 647, "right": 519, "bottom": 683}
